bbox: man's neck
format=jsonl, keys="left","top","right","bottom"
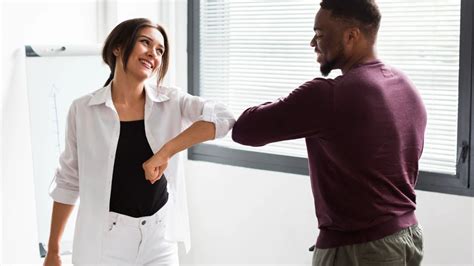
{"left": 341, "top": 48, "right": 378, "bottom": 74}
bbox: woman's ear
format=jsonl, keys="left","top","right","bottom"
{"left": 113, "top": 47, "right": 121, "bottom": 57}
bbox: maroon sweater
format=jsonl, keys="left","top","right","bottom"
{"left": 232, "top": 60, "right": 427, "bottom": 248}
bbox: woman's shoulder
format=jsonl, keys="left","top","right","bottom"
{"left": 153, "top": 84, "right": 187, "bottom": 98}
{"left": 71, "top": 86, "right": 108, "bottom": 108}
{"left": 156, "top": 84, "right": 183, "bottom": 93}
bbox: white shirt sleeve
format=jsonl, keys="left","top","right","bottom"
{"left": 178, "top": 90, "right": 236, "bottom": 139}
{"left": 49, "top": 101, "right": 80, "bottom": 205}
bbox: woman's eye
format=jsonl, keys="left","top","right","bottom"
{"left": 156, "top": 49, "right": 164, "bottom": 55}
{"left": 141, "top": 39, "right": 149, "bottom": 45}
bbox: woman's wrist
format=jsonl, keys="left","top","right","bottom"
{"left": 47, "top": 243, "right": 60, "bottom": 255}
{"left": 160, "top": 142, "right": 176, "bottom": 158}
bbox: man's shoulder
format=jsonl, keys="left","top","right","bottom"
{"left": 301, "top": 77, "right": 337, "bottom": 91}
{"left": 288, "top": 77, "right": 336, "bottom": 101}
{"left": 346, "top": 60, "right": 408, "bottom": 79}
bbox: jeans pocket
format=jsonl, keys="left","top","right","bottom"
{"left": 101, "top": 225, "right": 141, "bottom": 263}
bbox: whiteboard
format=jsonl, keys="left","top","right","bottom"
{"left": 25, "top": 45, "right": 110, "bottom": 257}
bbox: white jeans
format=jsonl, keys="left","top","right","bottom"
{"left": 100, "top": 205, "right": 179, "bottom": 266}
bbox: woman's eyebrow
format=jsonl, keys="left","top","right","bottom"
{"left": 138, "top": 35, "right": 164, "bottom": 48}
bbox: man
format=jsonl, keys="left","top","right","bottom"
{"left": 232, "top": 0, "right": 426, "bottom": 265}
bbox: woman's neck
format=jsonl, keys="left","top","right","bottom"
{"left": 111, "top": 73, "right": 146, "bottom": 105}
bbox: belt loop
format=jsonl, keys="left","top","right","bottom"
{"left": 407, "top": 224, "right": 415, "bottom": 237}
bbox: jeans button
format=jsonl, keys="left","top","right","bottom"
{"left": 141, "top": 220, "right": 146, "bottom": 225}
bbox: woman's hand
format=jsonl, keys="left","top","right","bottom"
{"left": 43, "top": 252, "right": 61, "bottom": 266}
{"left": 143, "top": 149, "right": 171, "bottom": 184}
{"left": 142, "top": 121, "right": 215, "bottom": 184}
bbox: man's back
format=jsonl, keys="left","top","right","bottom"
{"left": 307, "top": 60, "right": 427, "bottom": 248}
{"left": 232, "top": 60, "right": 427, "bottom": 248}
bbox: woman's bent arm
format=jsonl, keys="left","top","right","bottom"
{"left": 143, "top": 121, "right": 215, "bottom": 183}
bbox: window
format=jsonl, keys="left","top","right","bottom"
{"left": 188, "top": 0, "right": 474, "bottom": 197}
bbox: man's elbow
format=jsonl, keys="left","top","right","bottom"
{"left": 231, "top": 128, "right": 249, "bottom": 145}
{"left": 231, "top": 124, "right": 265, "bottom": 147}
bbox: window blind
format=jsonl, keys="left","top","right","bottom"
{"left": 199, "top": 0, "right": 461, "bottom": 175}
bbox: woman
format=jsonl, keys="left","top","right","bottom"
{"left": 44, "top": 18, "right": 235, "bottom": 265}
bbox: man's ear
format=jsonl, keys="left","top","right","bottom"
{"left": 343, "top": 27, "right": 361, "bottom": 47}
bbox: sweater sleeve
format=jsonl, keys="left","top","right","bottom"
{"left": 232, "top": 78, "right": 334, "bottom": 146}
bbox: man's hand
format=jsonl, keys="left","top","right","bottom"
{"left": 143, "top": 149, "right": 170, "bottom": 184}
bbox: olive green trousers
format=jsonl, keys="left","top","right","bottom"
{"left": 313, "top": 224, "right": 423, "bottom": 266}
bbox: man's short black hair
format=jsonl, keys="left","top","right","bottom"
{"left": 320, "top": 0, "right": 381, "bottom": 38}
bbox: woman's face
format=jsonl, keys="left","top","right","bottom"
{"left": 117, "top": 26, "right": 165, "bottom": 81}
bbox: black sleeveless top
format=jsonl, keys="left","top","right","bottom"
{"left": 109, "top": 120, "right": 168, "bottom": 217}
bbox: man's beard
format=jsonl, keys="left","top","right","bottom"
{"left": 319, "top": 45, "right": 344, "bottom": 77}
{"left": 320, "top": 59, "right": 337, "bottom": 77}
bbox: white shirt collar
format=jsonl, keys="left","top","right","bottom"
{"left": 88, "top": 82, "right": 170, "bottom": 106}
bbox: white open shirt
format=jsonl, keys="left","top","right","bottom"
{"left": 50, "top": 83, "right": 235, "bottom": 264}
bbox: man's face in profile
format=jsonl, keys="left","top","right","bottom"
{"left": 310, "top": 9, "right": 345, "bottom": 76}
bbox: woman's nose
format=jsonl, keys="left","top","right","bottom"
{"left": 147, "top": 48, "right": 157, "bottom": 58}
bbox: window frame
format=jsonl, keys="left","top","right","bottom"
{"left": 187, "top": 0, "right": 474, "bottom": 197}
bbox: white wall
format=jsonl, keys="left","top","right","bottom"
{"left": 181, "top": 161, "right": 316, "bottom": 265}
{"left": 0, "top": 1, "right": 3, "bottom": 263}
{"left": 415, "top": 190, "right": 474, "bottom": 265}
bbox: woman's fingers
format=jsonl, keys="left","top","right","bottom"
{"left": 151, "top": 163, "right": 168, "bottom": 184}
{"left": 143, "top": 152, "right": 170, "bottom": 184}
{"left": 143, "top": 161, "right": 158, "bottom": 181}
